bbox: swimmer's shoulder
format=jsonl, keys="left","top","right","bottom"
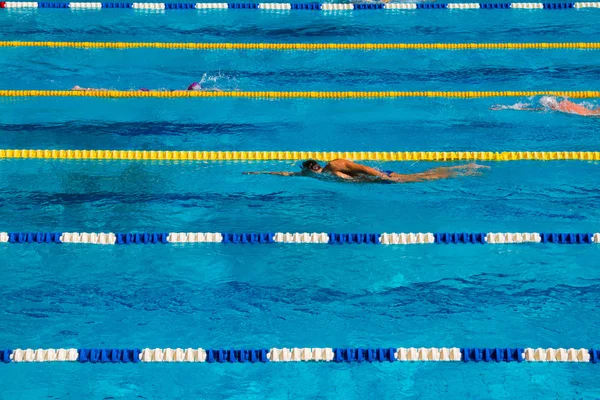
{"left": 327, "top": 158, "right": 353, "bottom": 169}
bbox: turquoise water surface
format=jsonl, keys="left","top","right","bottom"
{"left": 1, "top": 5, "right": 600, "bottom": 399}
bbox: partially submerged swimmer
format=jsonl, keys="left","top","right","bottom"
{"left": 71, "top": 82, "right": 225, "bottom": 92}
{"left": 71, "top": 85, "right": 108, "bottom": 91}
{"left": 491, "top": 96, "right": 600, "bottom": 117}
{"left": 244, "top": 158, "right": 489, "bottom": 183}
{"left": 187, "top": 82, "right": 222, "bottom": 92}
{"left": 71, "top": 86, "right": 149, "bottom": 92}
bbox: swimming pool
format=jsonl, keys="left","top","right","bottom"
{"left": 1, "top": 3, "right": 600, "bottom": 399}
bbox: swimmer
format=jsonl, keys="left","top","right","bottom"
{"left": 71, "top": 85, "right": 108, "bottom": 91}
{"left": 187, "top": 82, "right": 222, "bottom": 92}
{"left": 243, "top": 159, "right": 489, "bottom": 183}
{"left": 71, "top": 82, "right": 228, "bottom": 92}
{"left": 491, "top": 96, "right": 600, "bottom": 117}
{"left": 72, "top": 86, "right": 148, "bottom": 92}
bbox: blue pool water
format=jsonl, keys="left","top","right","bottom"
{"left": 2, "top": 5, "right": 600, "bottom": 399}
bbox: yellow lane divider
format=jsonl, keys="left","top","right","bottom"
{"left": 2, "top": 41, "right": 600, "bottom": 50}
{"left": 1, "top": 150, "right": 599, "bottom": 162}
{"left": 1, "top": 90, "right": 600, "bottom": 98}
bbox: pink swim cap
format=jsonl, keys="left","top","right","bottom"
{"left": 188, "top": 82, "right": 201, "bottom": 91}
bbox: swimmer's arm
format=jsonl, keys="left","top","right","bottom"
{"left": 243, "top": 171, "right": 302, "bottom": 176}
{"left": 490, "top": 105, "right": 544, "bottom": 111}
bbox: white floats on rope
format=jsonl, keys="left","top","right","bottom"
{"left": 195, "top": 2, "right": 228, "bottom": 8}
{"left": 3, "top": 2, "right": 39, "bottom": 7}
{"left": 510, "top": 2, "right": 544, "bottom": 7}
{"left": 380, "top": 233, "right": 435, "bottom": 244}
{"left": 2, "top": 232, "right": 600, "bottom": 245}
{"left": 131, "top": 2, "right": 165, "bottom": 9}
{"left": 523, "top": 348, "right": 591, "bottom": 362}
{"left": 10, "top": 349, "right": 79, "bottom": 362}
{"left": 320, "top": 3, "right": 354, "bottom": 10}
{"left": 59, "top": 232, "right": 117, "bottom": 245}
{"left": 167, "top": 232, "right": 223, "bottom": 243}
{"left": 257, "top": 2, "right": 290, "bottom": 9}
{"left": 2, "top": 347, "right": 599, "bottom": 363}
{"left": 69, "top": 2, "right": 101, "bottom": 7}
{"left": 447, "top": 3, "right": 480, "bottom": 8}
{"left": 383, "top": 3, "right": 418, "bottom": 9}
{"left": 273, "top": 232, "right": 329, "bottom": 243}
{"left": 484, "top": 232, "right": 541, "bottom": 243}
{"left": 2, "top": 2, "right": 600, "bottom": 10}
{"left": 395, "top": 347, "right": 462, "bottom": 361}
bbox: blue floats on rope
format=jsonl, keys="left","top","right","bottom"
{"left": 480, "top": 3, "right": 511, "bottom": 8}
{"left": 78, "top": 348, "right": 141, "bottom": 363}
{"left": 290, "top": 2, "right": 321, "bottom": 9}
{"left": 539, "top": 233, "right": 593, "bottom": 244}
{"left": 114, "top": 233, "right": 169, "bottom": 244}
{"left": 222, "top": 233, "right": 275, "bottom": 244}
{"left": 590, "top": 349, "right": 600, "bottom": 364}
{"left": 3, "top": 231, "right": 598, "bottom": 245}
{"left": 38, "top": 2, "right": 69, "bottom": 7}
{"left": 0, "top": 2, "right": 592, "bottom": 11}
{"left": 101, "top": 2, "right": 132, "bottom": 7}
{"left": 328, "top": 233, "right": 380, "bottom": 244}
{"left": 228, "top": 2, "right": 259, "bottom": 8}
{"left": 354, "top": 3, "right": 384, "bottom": 9}
{"left": 433, "top": 233, "right": 486, "bottom": 244}
{"left": 165, "top": 2, "right": 194, "bottom": 8}
{"left": 461, "top": 348, "right": 524, "bottom": 362}
{"left": 333, "top": 348, "right": 396, "bottom": 363}
{"left": 417, "top": 3, "right": 447, "bottom": 8}
{"left": 0, "top": 349, "right": 12, "bottom": 363}
{"left": 205, "top": 348, "right": 269, "bottom": 363}
{"left": 8, "top": 232, "right": 62, "bottom": 244}
{"left": 543, "top": 2, "right": 574, "bottom": 8}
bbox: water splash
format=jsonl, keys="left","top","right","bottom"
{"left": 490, "top": 101, "right": 534, "bottom": 111}
{"left": 196, "top": 71, "right": 240, "bottom": 91}
{"left": 539, "top": 95, "right": 559, "bottom": 109}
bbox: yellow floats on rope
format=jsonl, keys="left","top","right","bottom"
{"left": 2, "top": 41, "right": 600, "bottom": 50}
{"left": 1, "top": 150, "right": 599, "bottom": 162}
{"left": 2, "top": 90, "right": 600, "bottom": 98}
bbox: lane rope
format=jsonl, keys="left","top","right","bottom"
{"left": 2, "top": 232, "right": 599, "bottom": 245}
{"left": 1, "top": 90, "right": 600, "bottom": 98}
{"left": 1, "top": 149, "right": 599, "bottom": 161}
{"left": 3, "top": 41, "right": 600, "bottom": 50}
{"left": 1, "top": 347, "right": 599, "bottom": 363}
{"left": 1, "top": 2, "right": 599, "bottom": 11}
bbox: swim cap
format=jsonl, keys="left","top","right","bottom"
{"left": 540, "top": 96, "right": 559, "bottom": 109}
{"left": 188, "top": 82, "right": 201, "bottom": 91}
{"left": 300, "top": 159, "right": 321, "bottom": 172}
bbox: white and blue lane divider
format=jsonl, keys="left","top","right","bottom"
{"left": 2, "top": 232, "right": 600, "bottom": 244}
{"left": 1, "top": 1, "right": 599, "bottom": 10}
{"left": 2, "top": 347, "right": 600, "bottom": 363}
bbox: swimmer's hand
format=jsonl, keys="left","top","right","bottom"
{"left": 448, "top": 163, "right": 490, "bottom": 170}
{"left": 447, "top": 163, "right": 490, "bottom": 177}
{"left": 490, "top": 105, "right": 503, "bottom": 111}
{"left": 243, "top": 171, "right": 300, "bottom": 176}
